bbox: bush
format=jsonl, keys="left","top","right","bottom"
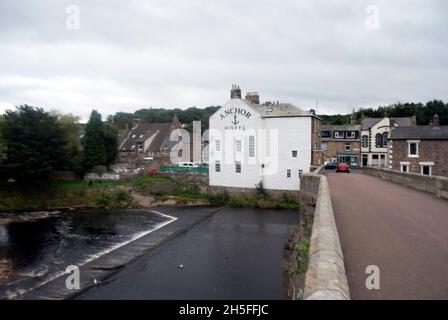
{"left": 206, "top": 191, "right": 230, "bottom": 205}
{"left": 255, "top": 181, "right": 267, "bottom": 199}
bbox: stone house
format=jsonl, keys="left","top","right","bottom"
{"left": 389, "top": 115, "right": 448, "bottom": 177}
{"left": 360, "top": 116, "right": 415, "bottom": 167}
{"left": 118, "top": 115, "right": 190, "bottom": 168}
{"left": 321, "top": 124, "right": 361, "bottom": 167}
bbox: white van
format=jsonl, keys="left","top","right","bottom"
{"left": 177, "top": 162, "right": 199, "bottom": 168}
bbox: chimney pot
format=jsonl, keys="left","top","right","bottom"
{"left": 230, "top": 84, "right": 242, "bottom": 99}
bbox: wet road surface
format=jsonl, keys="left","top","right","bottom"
{"left": 326, "top": 171, "right": 448, "bottom": 299}
{"left": 77, "top": 206, "right": 298, "bottom": 300}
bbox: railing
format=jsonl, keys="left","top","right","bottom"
{"left": 159, "top": 166, "right": 209, "bottom": 174}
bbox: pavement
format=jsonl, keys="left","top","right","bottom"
{"left": 326, "top": 171, "right": 448, "bottom": 299}
{"left": 76, "top": 206, "right": 298, "bottom": 300}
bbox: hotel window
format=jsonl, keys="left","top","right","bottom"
{"left": 345, "top": 143, "right": 351, "bottom": 151}
{"left": 235, "top": 161, "right": 241, "bottom": 173}
{"left": 216, "top": 140, "right": 221, "bottom": 152}
{"left": 215, "top": 161, "right": 221, "bottom": 172}
{"left": 334, "top": 131, "right": 345, "bottom": 139}
{"left": 287, "top": 169, "right": 291, "bottom": 178}
{"left": 361, "top": 135, "right": 368, "bottom": 148}
{"left": 236, "top": 140, "right": 242, "bottom": 152}
{"left": 249, "top": 136, "right": 255, "bottom": 157}
{"left": 407, "top": 141, "right": 419, "bottom": 157}
{"left": 292, "top": 150, "right": 298, "bottom": 157}
{"left": 346, "top": 131, "right": 356, "bottom": 139}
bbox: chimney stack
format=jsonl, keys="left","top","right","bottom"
{"left": 245, "top": 91, "right": 260, "bottom": 104}
{"left": 411, "top": 115, "right": 417, "bottom": 126}
{"left": 433, "top": 114, "right": 440, "bottom": 127}
{"left": 230, "top": 84, "right": 241, "bottom": 99}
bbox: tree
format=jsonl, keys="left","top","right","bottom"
{"left": 104, "top": 122, "right": 119, "bottom": 168}
{"left": 0, "top": 105, "right": 70, "bottom": 182}
{"left": 82, "top": 110, "right": 106, "bottom": 171}
{"left": 56, "top": 113, "right": 83, "bottom": 175}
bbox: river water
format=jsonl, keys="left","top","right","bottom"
{"left": 0, "top": 209, "right": 174, "bottom": 299}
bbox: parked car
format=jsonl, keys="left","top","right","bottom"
{"left": 324, "top": 162, "right": 337, "bottom": 170}
{"left": 177, "top": 161, "right": 199, "bottom": 168}
{"left": 336, "top": 162, "right": 350, "bottom": 173}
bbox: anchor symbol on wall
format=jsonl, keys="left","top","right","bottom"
{"left": 231, "top": 114, "right": 239, "bottom": 125}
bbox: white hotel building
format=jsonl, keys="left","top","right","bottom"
{"left": 208, "top": 85, "right": 322, "bottom": 191}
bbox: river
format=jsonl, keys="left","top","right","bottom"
{"left": 0, "top": 209, "right": 174, "bottom": 299}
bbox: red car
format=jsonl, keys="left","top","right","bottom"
{"left": 336, "top": 162, "right": 350, "bottom": 173}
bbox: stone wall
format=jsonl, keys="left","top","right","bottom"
{"left": 362, "top": 166, "right": 448, "bottom": 200}
{"left": 157, "top": 171, "right": 299, "bottom": 200}
{"left": 300, "top": 166, "right": 350, "bottom": 300}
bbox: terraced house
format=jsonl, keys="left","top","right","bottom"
{"left": 389, "top": 114, "right": 448, "bottom": 177}
{"left": 360, "top": 116, "right": 416, "bottom": 167}
{"left": 321, "top": 124, "right": 361, "bottom": 167}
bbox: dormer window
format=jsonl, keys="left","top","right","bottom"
{"left": 346, "top": 131, "right": 356, "bottom": 139}
{"left": 334, "top": 131, "right": 344, "bottom": 139}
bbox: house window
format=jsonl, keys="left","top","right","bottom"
{"left": 236, "top": 140, "right": 242, "bottom": 152}
{"left": 137, "top": 143, "right": 143, "bottom": 151}
{"left": 235, "top": 161, "right": 241, "bottom": 173}
{"left": 408, "top": 141, "right": 419, "bottom": 157}
{"left": 375, "top": 133, "right": 383, "bottom": 148}
{"left": 420, "top": 162, "right": 433, "bottom": 176}
{"left": 400, "top": 162, "right": 409, "bottom": 173}
{"left": 321, "top": 131, "right": 331, "bottom": 138}
{"left": 215, "top": 161, "right": 221, "bottom": 172}
{"left": 249, "top": 136, "right": 255, "bottom": 157}
{"left": 287, "top": 169, "right": 291, "bottom": 178}
{"left": 345, "top": 143, "right": 351, "bottom": 151}
{"left": 372, "top": 154, "right": 379, "bottom": 167}
{"left": 292, "top": 150, "right": 298, "bottom": 157}
{"left": 321, "top": 143, "right": 327, "bottom": 151}
{"left": 361, "top": 135, "right": 368, "bottom": 148}
{"left": 382, "top": 132, "right": 388, "bottom": 147}
{"left": 334, "top": 131, "right": 344, "bottom": 139}
{"left": 421, "top": 165, "right": 432, "bottom": 176}
{"left": 346, "top": 131, "right": 356, "bottom": 139}
{"left": 216, "top": 140, "right": 221, "bottom": 152}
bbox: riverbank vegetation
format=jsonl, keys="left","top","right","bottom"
{"left": 0, "top": 175, "right": 299, "bottom": 212}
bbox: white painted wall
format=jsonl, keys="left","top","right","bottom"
{"left": 209, "top": 98, "right": 313, "bottom": 191}
{"left": 263, "top": 117, "right": 312, "bottom": 190}
{"left": 209, "top": 99, "right": 262, "bottom": 189}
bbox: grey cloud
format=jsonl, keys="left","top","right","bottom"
{"left": 0, "top": 0, "right": 447, "bottom": 121}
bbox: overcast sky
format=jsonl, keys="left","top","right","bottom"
{"left": 0, "top": 0, "right": 447, "bottom": 121}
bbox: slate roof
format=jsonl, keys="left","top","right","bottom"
{"left": 361, "top": 117, "right": 414, "bottom": 130}
{"left": 120, "top": 122, "right": 175, "bottom": 152}
{"left": 246, "top": 101, "right": 315, "bottom": 118}
{"left": 390, "top": 126, "right": 448, "bottom": 140}
{"left": 322, "top": 124, "right": 361, "bottom": 131}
